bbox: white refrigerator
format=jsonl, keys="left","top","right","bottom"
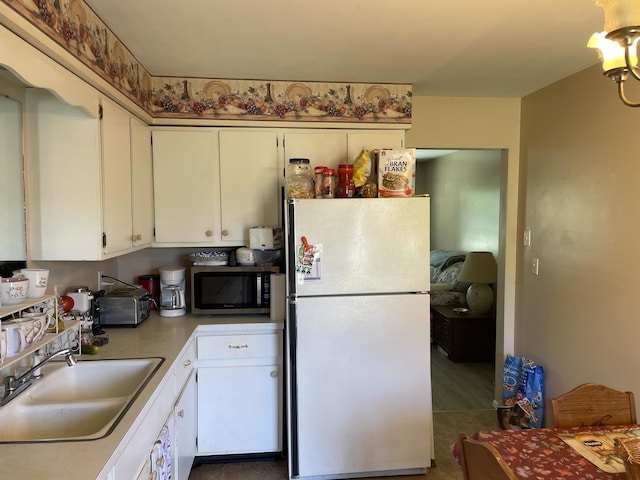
{"left": 285, "top": 196, "right": 433, "bottom": 479}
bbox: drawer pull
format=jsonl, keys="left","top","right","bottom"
{"left": 183, "top": 359, "right": 192, "bottom": 367}
{"left": 228, "top": 343, "right": 249, "bottom": 349}
{"left": 270, "top": 370, "right": 278, "bottom": 378}
{"left": 178, "top": 409, "right": 185, "bottom": 418}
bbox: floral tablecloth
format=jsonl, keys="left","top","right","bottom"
{"left": 451, "top": 425, "right": 640, "bottom": 479}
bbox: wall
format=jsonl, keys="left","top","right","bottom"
{"left": 407, "top": 96, "right": 522, "bottom": 401}
{"left": 519, "top": 64, "right": 640, "bottom": 420}
{"left": 417, "top": 150, "right": 501, "bottom": 254}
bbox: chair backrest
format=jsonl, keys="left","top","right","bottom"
{"left": 550, "top": 383, "right": 637, "bottom": 428}
{"left": 459, "top": 434, "right": 518, "bottom": 480}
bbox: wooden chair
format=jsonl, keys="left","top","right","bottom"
{"left": 550, "top": 383, "right": 637, "bottom": 428}
{"left": 458, "top": 434, "right": 518, "bottom": 480}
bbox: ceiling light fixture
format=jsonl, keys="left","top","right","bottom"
{"left": 589, "top": 0, "right": 640, "bottom": 107}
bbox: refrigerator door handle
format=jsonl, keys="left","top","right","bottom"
{"left": 288, "top": 299, "right": 300, "bottom": 476}
{"left": 287, "top": 199, "right": 298, "bottom": 297}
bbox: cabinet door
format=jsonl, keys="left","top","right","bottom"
{"left": 152, "top": 129, "right": 220, "bottom": 244}
{"left": 101, "top": 98, "right": 134, "bottom": 255}
{"left": 218, "top": 130, "right": 280, "bottom": 245}
{"left": 197, "top": 364, "right": 281, "bottom": 455}
{"left": 283, "top": 131, "right": 347, "bottom": 170}
{"left": 25, "top": 89, "right": 103, "bottom": 260}
{"left": 174, "top": 370, "right": 196, "bottom": 480}
{"left": 130, "top": 116, "right": 153, "bottom": 248}
{"left": 0, "top": 95, "right": 26, "bottom": 260}
{"left": 346, "top": 131, "right": 404, "bottom": 161}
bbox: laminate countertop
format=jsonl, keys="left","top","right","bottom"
{"left": 0, "top": 311, "right": 282, "bottom": 480}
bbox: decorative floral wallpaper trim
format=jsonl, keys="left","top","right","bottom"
{"left": 1, "top": 0, "right": 412, "bottom": 124}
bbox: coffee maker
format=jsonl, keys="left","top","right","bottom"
{"left": 159, "top": 266, "right": 186, "bottom": 317}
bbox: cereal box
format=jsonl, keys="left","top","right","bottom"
{"left": 375, "top": 148, "right": 416, "bottom": 197}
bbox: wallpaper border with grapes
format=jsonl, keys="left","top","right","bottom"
{"left": 1, "top": 0, "right": 412, "bottom": 124}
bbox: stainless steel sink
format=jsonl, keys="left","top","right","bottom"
{"left": 0, "top": 357, "right": 164, "bottom": 443}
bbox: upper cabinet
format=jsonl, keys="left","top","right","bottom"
{"left": 101, "top": 97, "right": 153, "bottom": 255}
{"left": 283, "top": 130, "right": 404, "bottom": 170}
{"left": 152, "top": 128, "right": 221, "bottom": 246}
{"left": 25, "top": 90, "right": 152, "bottom": 260}
{"left": 152, "top": 128, "right": 280, "bottom": 247}
{"left": 218, "top": 130, "right": 280, "bottom": 246}
{"left": 0, "top": 93, "right": 26, "bottom": 261}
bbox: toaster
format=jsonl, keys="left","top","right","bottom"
{"left": 99, "top": 287, "right": 151, "bottom": 326}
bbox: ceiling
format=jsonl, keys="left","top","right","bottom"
{"left": 83, "top": 0, "right": 605, "bottom": 98}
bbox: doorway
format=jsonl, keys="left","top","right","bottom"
{"left": 415, "top": 148, "right": 502, "bottom": 412}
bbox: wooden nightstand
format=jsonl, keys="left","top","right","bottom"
{"left": 431, "top": 305, "right": 496, "bottom": 362}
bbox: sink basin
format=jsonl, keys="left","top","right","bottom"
{"left": 0, "top": 357, "right": 164, "bottom": 443}
{"left": 27, "top": 357, "right": 164, "bottom": 402}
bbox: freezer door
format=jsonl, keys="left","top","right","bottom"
{"left": 286, "top": 196, "right": 430, "bottom": 297}
{"left": 287, "top": 294, "right": 432, "bottom": 478}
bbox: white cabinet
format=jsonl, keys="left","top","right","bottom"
{"left": 175, "top": 370, "right": 196, "bottom": 480}
{"left": 152, "top": 128, "right": 220, "bottom": 245}
{"left": 130, "top": 116, "right": 154, "bottom": 249}
{"left": 25, "top": 90, "right": 151, "bottom": 259}
{"left": 283, "top": 129, "right": 404, "bottom": 171}
{"left": 196, "top": 325, "right": 283, "bottom": 455}
{"left": 218, "top": 129, "right": 280, "bottom": 245}
{"left": 101, "top": 97, "right": 134, "bottom": 255}
{"left": 174, "top": 340, "right": 196, "bottom": 480}
{"left": 110, "top": 340, "right": 196, "bottom": 480}
{"left": 152, "top": 128, "right": 280, "bottom": 247}
{"left": 0, "top": 95, "right": 26, "bottom": 260}
{"left": 151, "top": 127, "right": 404, "bottom": 247}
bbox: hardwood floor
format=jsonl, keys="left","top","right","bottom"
{"left": 189, "top": 346, "right": 498, "bottom": 479}
{"left": 431, "top": 344, "right": 495, "bottom": 412}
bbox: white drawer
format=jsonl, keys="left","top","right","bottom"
{"left": 197, "top": 333, "right": 280, "bottom": 361}
{"left": 176, "top": 339, "right": 196, "bottom": 391}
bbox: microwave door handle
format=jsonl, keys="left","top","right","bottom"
{"left": 257, "top": 275, "right": 262, "bottom": 306}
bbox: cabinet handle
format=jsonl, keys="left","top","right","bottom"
{"left": 183, "top": 359, "right": 192, "bottom": 367}
{"left": 270, "top": 370, "right": 278, "bottom": 378}
{"left": 205, "top": 230, "right": 213, "bottom": 237}
{"left": 178, "top": 409, "right": 185, "bottom": 418}
{"left": 136, "top": 234, "right": 142, "bottom": 241}
{"left": 222, "top": 229, "right": 229, "bottom": 236}
{"left": 228, "top": 344, "right": 248, "bottom": 349}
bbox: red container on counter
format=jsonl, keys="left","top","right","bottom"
{"left": 336, "top": 164, "right": 355, "bottom": 198}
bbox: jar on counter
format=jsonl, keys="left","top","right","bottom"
{"left": 286, "top": 158, "right": 314, "bottom": 199}
{"left": 322, "top": 168, "right": 336, "bottom": 198}
{"left": 336, "top": 164, "right": 355, "bottom": 198}
{"left": 314, "top": 166, "right": 327, "bottom": 198}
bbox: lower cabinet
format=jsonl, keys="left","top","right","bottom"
{"left": 175, "top": 370, "right": 197, "bottom": 480}
{"left": 110, "top": 341, "right": 196, "bottom": 480}
{"left": 196, "top": 324, "right": 283, "bottom": 456}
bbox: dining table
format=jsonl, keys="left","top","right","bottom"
{"left": 451, "top": 424, "right": 640, "bottom": 479}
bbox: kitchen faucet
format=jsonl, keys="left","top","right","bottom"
{"left": 0, "top": 348, "right": 77, "bottom": 406}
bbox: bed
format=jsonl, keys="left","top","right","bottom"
{"left": 430, "top": 249, "right": 469, "bottom": 306}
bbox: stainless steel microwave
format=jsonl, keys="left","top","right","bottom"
{"left": 190, "top": 265, "right": 279, "bottom": 315}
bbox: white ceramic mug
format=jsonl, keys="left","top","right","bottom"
{"left": 0, "top": 277, "right": 29, "bottom": 306}
{"left": 2, "top": 324, "right": 26, "bottom": 357}
{"left": 20, "top": 269, "right": 49, "bottom": 299}
{"left": 4, "top": 316, "right": 45, "bottom": 346}
{"left": 0, "top": 330, "right": 6, "bottom": 361}
{"left": 20, "top": 311, "right": 53, "bottom": 342}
